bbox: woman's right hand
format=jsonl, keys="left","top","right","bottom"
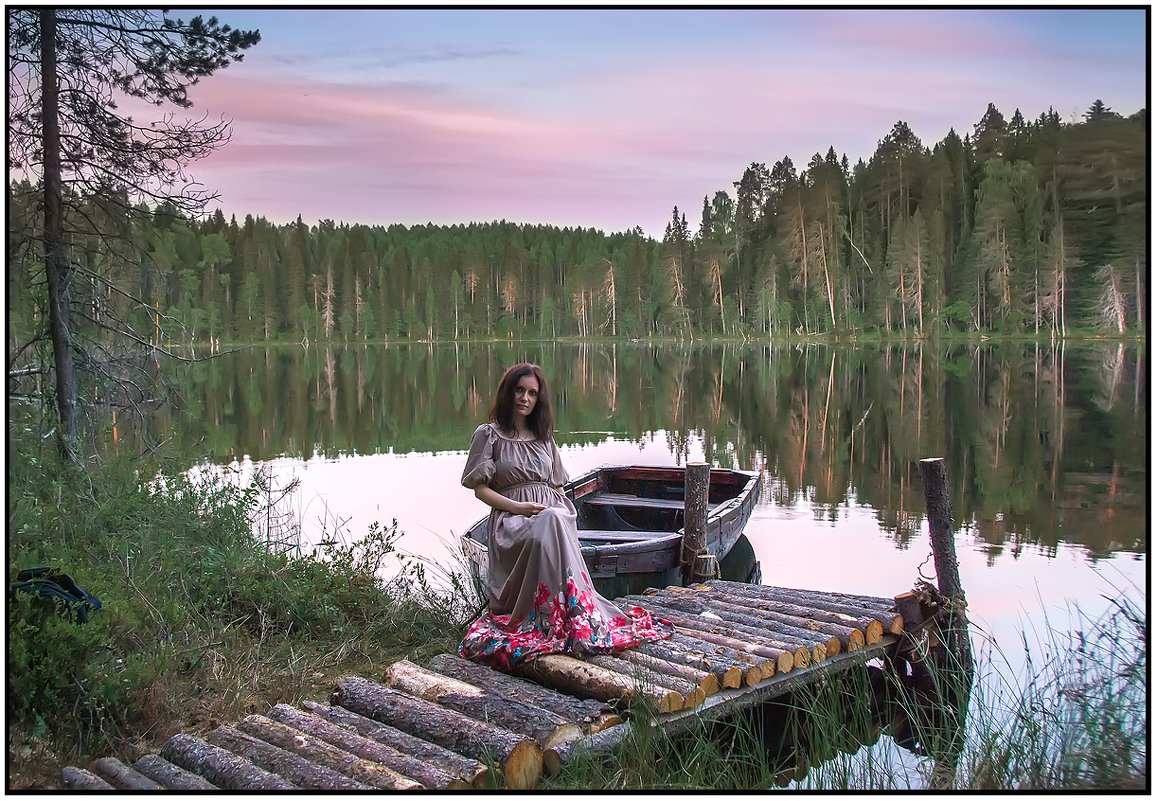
{"left": 513, "top": 501, "right": 546, "bottom": 516}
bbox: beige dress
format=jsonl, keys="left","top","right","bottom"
{"left": 458, "top": 423, "right": 672, "bottom": 670}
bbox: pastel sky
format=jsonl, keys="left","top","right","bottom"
{"left": 174, "top": 7, "right": 1147, "bottom": 238}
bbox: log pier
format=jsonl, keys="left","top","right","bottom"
{"left": 58, "top": 582, "right": 918, "bottom": 791}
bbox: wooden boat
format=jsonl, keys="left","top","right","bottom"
{"left": 460, "top": 465, "right": 761, "bottom": 596}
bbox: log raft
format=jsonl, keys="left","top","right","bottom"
{"left": 58, "top": 583, "right": 908, "bottom": 791}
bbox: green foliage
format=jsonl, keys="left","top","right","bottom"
{"left": 6, "top": 421, "right": 469, "bottom": 759}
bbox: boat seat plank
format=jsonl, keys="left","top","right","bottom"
{"left": 577, "top": 529, "right": 677, "bottom": 543}
{"left": 581, "top": 492, "right": 722, "bottom": 511}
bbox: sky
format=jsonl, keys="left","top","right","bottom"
{"left": 173, "top": 6, "right": 1148, "bottom": 239}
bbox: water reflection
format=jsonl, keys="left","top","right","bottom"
{"left": 118, "top": 341, "right": 1146, "bottom": 562}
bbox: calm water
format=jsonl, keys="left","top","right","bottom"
{"left": 124, "top": 340, "right": 1146, "bottom": 785}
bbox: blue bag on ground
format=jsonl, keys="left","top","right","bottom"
{"left": 10, "top": 567, "right": 102, "bottom": 624}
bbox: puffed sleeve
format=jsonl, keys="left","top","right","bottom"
{"left": 461, "top": 424, "right": 497, "bottom": 488}
{"left": 548, "top": 437, "right": 570, "bottom": 488}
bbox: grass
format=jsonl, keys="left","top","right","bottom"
{"left": 6, "top": 419, "right": 483, "bottom": 789}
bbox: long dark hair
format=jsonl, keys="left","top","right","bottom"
{"left": 488, "top": 363, "right": 554, "bottom": 441}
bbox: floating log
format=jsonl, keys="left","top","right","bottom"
{"left": 426, "top": 654, "right": 621, "bottom": 733}
{"left": 332, "top": 677, "right": 542, "bottom": 790}
{"left": 687, "top": 584, "right": 869, "bottom": 650}
{"left": 301, "top": 700, "right": 490, "bottom": 788}
{"left": 635, "top": 638, "right": 743, "bottom": 689}
{"left": 207, "top": 724, "right": 372, "bottom": 790}
{"left": 703, "top": 580, "right": 903, "bottom": 635}
{"left": 648, "top": 589, "right": 839, "bottom": 658}
{"left": 267, "top": 703, "right": 469, "bottom": 790}
{"left": 665, "top": 631, "right": 769, "bottom": 684}
{"left": 235, "top": 714, "right": 423, "bottom": 790}
{"left": 613, "top": 646, "right": 720, "bottom": 696}
{"left": 623, "top": 596, "right": 808, "bottom": 670}
{"left": 132, "top": 754, "right": 218, "bottom": 790}
{"left": 549, "top": 722, "right": 632, "bottom": 766}
{"left": 59, "top": 767, "right": 115, "bottom": 790}
{"left": 383, "top": 659, "right": 582, "bottom": 750}
{"left": 88, "top": 757, "right": 163, "bottom": 790}
{"left": 516, "top": 654, "right": 680, "bottom": 713}
{"left": 160, "top": 733, "right": 297, "bottom": 790}
{"left": 582, "top": 654, "right": 699, "bottom": 710}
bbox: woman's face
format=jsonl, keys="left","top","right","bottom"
{"left": 512, "top": 373, "right": 539, "bottom": 421}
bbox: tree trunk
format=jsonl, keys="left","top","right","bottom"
{"left": 382, "top": 659, "right": 583, "bottom": 750}
{"left": 331, "top": 677, "right": 542, "bottom": 789}
{"left": 131, "top": 755, "right": 217, "bottom": 790}
{"left": 300, "top": 700, "right": 490, "bottom": 788}
{"left": 516, "top": 653, "right": 679, "bottom": 713}
{"left": 207, "top": 724, "right": 374, "bottom": 790}
{"left": 159, "top": 733, "right": 297, "bottom": 790}
{"left": 39, "top": 9, "right": 79, "bottom": 461}
{"left": 918, "top": 457, "right": 973, "bottom": 677}
{"left": 267, "top": 703, "right": 469, "bottom": 789}
{"left": 425, "top": 653, "right": 621, "bottom": 733}
{"left": 88, "top": 758, "right": 163, "bottom": 790}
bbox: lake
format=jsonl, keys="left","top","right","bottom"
{"left": 126, "top": 339, "right": 1146, "bottom": 785}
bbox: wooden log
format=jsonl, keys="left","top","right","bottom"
{"left": 332, "top": 677, "right": 542, "bottom": 790}
{"left": 583, "top": 654, "right": 699, "bottom": 710}
{"left": 59, "top": 767, "right": 115, "bottom": 790}
{"left": 635, "top": 639, "right": 742, "bottom": 689}
{"left": 665, "top": 631, "right": 767, "bottom": 685}
{"left": 426, "top": 653, "right": 621, "bottom": 733}
{"left": 710, "top": 580, "right": 899, "bottom": 610}
{"left": 549, "top": 722, "right": 632, "bottom": 767}
{"left": 234, "top": 714, "right": 422, "bottom": 790}
{"left": 657, "top": 612, "right": 794, "bottom": 676}
{"left": 382, "top": 659, "right": 583, "bottom": 750}
{"left": 267, "top": 703, "right": 469, "bottom": 789}
{"left": 893, "top": 590, "right": 925, "bottom": 627}
{"left": 624, "top": 596, "right": 810, "bottom": 670}
{"left": 517, "top": 653, "right": 680, "bottom": 713}
{"left": 160, "top": 733, "right": 297, "bottom": 790}
{"left": 651, "top": 589, "right": 840, "bottom": 658}
{"left": 614, "top": 646, "right": 720, "bottom": 696}
{"left": 207, "top": 724, "right": 374, "bottom": 790}
{"left": 703, "top": 580, "right": 903, "bottom": 635}
{"left": 132, "top": 754, "right": 218, "bottom": 790}
{"left": 697, "top": 582, "right": 883, "bottom": 644}
{"left": 301, "top": 700, "right": 491, "bottom": 788}
{"left": 687, "top": 585, "right": 868, "bottom": 651}
{"left": 88, "top": 757, "right": 163, "bottom": 790}
{"left": 682, "top": 461, "right": 710, "bottom": 583}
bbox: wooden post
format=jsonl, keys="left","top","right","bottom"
{"left": 682, "top": 462, "right": 711, "bottom": 584}
{"left": 918, "top": 456, "right": 973, "bottom": 790}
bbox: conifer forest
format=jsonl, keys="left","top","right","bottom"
{"left": 7, "top": 101, "right": 1146, "bottom": 349}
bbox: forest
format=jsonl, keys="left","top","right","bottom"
{"left": 7, "top": 100, "right": 1146, "bottom": 349}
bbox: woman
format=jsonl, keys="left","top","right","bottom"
{"left": 458, "top": 363, "right": 673, "bottom": 671}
